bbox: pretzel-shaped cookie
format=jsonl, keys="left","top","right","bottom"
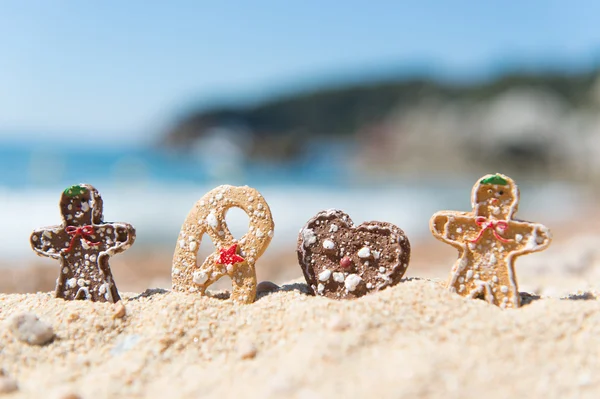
{"left": 172, "top": 185, "right": 274, "bottom": 304}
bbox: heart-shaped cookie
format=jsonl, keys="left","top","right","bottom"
{"left": 297, "top": 209, "right": 410, "bottom": 299}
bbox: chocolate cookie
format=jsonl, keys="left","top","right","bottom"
{"left": 30, "top": 184, "right": 136, "bottom": 303}
{"left": 297, "top": 209, "right": 410, "bottom": 299}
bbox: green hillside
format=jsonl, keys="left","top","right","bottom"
{"left": 163, "top": 69, "right": 599, "bottom": 156}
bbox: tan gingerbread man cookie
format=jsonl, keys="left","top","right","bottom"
{"left": 172, "top": 185, "right": 274, "bottom": 304}
{"left": 430, "top": 174, "right": 551, "bottom": 308}
{"left": 30, "top": 184, "right": 136, "bottom": 303}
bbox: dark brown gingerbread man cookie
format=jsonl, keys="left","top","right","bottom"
{"left": 297, "top": 209, "right": 410, "bottom": 299}
{"left": 30, "top": 184, "right": 136, "bottom": 303}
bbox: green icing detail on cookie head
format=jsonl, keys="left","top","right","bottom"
{"left": 64, "top": 185, "right": 88, "bottom": 197}
{"left": 480, "top": 174, "right": 508, "bottom": 186}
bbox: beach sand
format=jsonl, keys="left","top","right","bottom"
{"left": 1, "top": 279, "right": 599, "bottom": 398}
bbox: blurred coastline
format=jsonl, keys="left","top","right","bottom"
{"left": 163, "top": 68, "right": 600, "bottom": 183}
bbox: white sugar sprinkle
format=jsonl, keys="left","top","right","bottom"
{"left": 515, "top": 234, "right": 523, "bottom": 243}
{"left": 302, "top": 229, "right": 317, "bottom": 247}
{"left": 344, "top": 274, "right": 362, "bottom": 291}
{"left": 318, "top": 269, "right": 332, "bottom": 281}
{"left": 206, "top": 213, "right": 219, "bottom": 229}
{"left": 357, "top": 247, "right": 371, "bottom": 258}
{"left": 192, "top": 271, "right": 208, "bottom": 285}
{"left": 322, "top": 239, "right": 335, "bottom": 250}
{"left": 317, "top": 283, "right": 325, "bottom": 294}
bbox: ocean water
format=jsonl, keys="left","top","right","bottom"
{"left": 0, "top": 142, "right": 587, "bottom": 260}
{"left": 0, "top": 141, "right": 352, "bottom": 188}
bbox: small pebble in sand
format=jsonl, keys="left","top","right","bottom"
{"left": 328, "top": 316, "right": 350, "bottom": 331}
{"left": 111, "top": 335, "right": 141, "bottom": 355}
{"left": 57, "top": 393, "right": 82, "bottom": 399}
{"left": 112, "top": 301, "right": 126, "bottom": 319}
{"left": 66, "top": 312, "right": 80, "bottom": 323}
{"left": 256, "top": 281, "right": 280, "bottom": 294}
{"left": 238, "top": 341, "right": 258, "bottom": 360}
{"left": 8, "top": 313, "right": 54, "bottom": 346}
{"left": 0, "top": 375, "right": 18, "bottom": 394}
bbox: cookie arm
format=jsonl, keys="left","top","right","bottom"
{"left": 30, "top": 226, "right": 66, "bottom": 259}
{"left": 430, "top": 211, "right": 471, "bottom": 249}
{"left": 511, "top": 221, "right": 552, "bottom": 254}
{"left": 106, "top": 222, "right": 136, "bottom": 255}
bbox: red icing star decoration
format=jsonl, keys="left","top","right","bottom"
{"left": 217, "top": 243, "right": 245, "bottom": 266}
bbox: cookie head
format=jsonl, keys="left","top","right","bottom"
{"left": 60, "top": 184, "right": 104, "bottom": 225}
{"left": 471, "top": 174, "right": 519, "bottom": 219}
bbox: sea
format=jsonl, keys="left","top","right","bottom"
{"left": 0, "top": 141, "right": 587, "bottom": 261}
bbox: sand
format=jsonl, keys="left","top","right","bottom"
{"left": 1, "top": 277, "right": 600, "bottom": 399}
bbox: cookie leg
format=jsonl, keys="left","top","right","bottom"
{"left": 104, "top": 276, "right": 121, "bottom": 303}
{"left": 229, "top": 261, "right": 257, "bottom": 304}
{"left": 466, "top": 283, "right": 485, "bottom": 300}
{"left": 55, "top": 276, "right": 68, "bottom": 300}
{"left": 108, "top": 284, "right": 121, "bottom": 303}
{"left": 446, "top": 276, "right": 459, "bottom": 293}
{"left": 447, "top": 275, "right": 466, "bottom": 294}
{"left": 480, "top": 281, "right": 496, "bottom": 305}
{"left": 466, "top": 281, "right": 494, "bottom": 304}
{"left": 491, "top": 274, "right": 521, "bottom": 308}
{"left": 496, "top": 286, "right": 520, "bottom": 309}
{"left": 97, "top": 259, "right": 121, "bottom": 303}
{"left": 75, "top": 287, "right": 92, "bottom": 300}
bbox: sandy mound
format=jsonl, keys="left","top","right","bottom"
{"left": 1, "top": 279, "right": 599, "bottom": 399}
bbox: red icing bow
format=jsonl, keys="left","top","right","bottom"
{"left": 63, "top": 225, "right": 100, "bottom": 253}
{"left": 469, "top": 217, "right": 512, "bottom": 243}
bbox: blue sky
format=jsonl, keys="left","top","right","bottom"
{"left": 1, "top": 0, "right": 600, "bottom": 144}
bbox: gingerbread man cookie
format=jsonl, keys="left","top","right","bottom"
{"left": 30, "top": 184, "right": 136, "bottom": 303}
{"left": 172, "top": 185, "right": 274, "bottom": 304}
{"left": 297, "top": 209, "right": 411, "bottom": 299}
{"left": 430, "top": 174, "right": 551, "bottom": 308}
